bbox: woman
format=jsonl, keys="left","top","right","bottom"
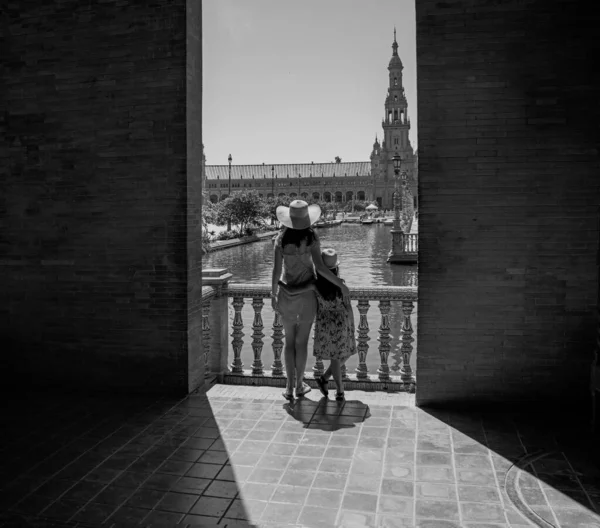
{"left": 313, "top": 248, "right": 357, "bottom": 401}
{"left": 272, "top": 200, "right": 350, "bottom": 400}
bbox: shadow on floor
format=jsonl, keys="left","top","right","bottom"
{"left": 0, "top": 389, "right": 255, "bottom": 527}
{"left": 421, "top": 407, "right": 600, "bottom": 528}
{"left": 283, "top": 396, "right": 371, "bottom": 431}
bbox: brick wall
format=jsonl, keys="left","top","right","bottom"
{"left": 416, "top": 0, "right": 600, "bottom": 407}
{"left": 0, "top": 1, "right": 203, "bottom": 395}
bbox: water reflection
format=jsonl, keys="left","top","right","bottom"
{"left": 203, "top": 224, "right": 418, "bottom": 375}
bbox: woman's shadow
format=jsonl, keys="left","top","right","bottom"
{"left": 283, "top": 396, "right": 371, "bottom": 431}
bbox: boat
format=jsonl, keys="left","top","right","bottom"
{"left": 361, "top": 218, "right": 375, "bottom": 225}
{"left": 383, "top": 218, "right": 394, "bottom": 226}
{"left": 314, "top": 219, "right": 342, "bottom": 228}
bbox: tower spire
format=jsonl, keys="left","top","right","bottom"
{"left": 392, "top": 27, "right": 399, "bottom": 56}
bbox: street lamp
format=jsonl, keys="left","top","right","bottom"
{"left": 392, "top": 153, "right": 402, "bottom": 230}
{"left": 271, "top": 165, "right": 275, "bottom": 199}
{"left": 227, "top": 153, "right": 232, "bottom": 231}
{"left": 271, "top": 165, "right": 275, "bottom": 225}
{"left": 298, "top": 173, "right": 301, "bottom": 196}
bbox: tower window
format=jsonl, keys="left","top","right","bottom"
{"left": 394, "top": 77, "right": 398, "bottom": 86}
{"left": 394, "top": 95, "right": 398, "bottom": 102}
{"left": 394, "top": 137, "right": 399, "bottom": 145}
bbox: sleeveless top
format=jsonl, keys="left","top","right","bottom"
{"left": 274, "top": 229, "right": 319, "bottom": 286}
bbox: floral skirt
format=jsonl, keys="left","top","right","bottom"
{"left": 313, "top": 309, "right": 357, "bottom": 360}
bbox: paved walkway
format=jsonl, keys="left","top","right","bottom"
{"left": 0, "top": 385, "right": 598, "bottom": 527}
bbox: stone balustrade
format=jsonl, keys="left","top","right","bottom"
{"left": 201, "top": 268, "right": 417, "bottom": 392}
{"left": 403, "top": 233, "right": 418, "bottom": 253}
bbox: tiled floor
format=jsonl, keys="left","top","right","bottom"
{"left": 0, "top": 385, "right": 599, "bottom": 528}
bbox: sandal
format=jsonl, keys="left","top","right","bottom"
{"left": 316, "top": 376, "right": 329, "bottom": 398}
{"left": 335, "top": 391, "right": 345, "bottom": 402}
{"left": 295, "top": 383, "right": 312, "bottom": 398}
{"left": 282, "top": 389, "right": 294, "bottom": 401}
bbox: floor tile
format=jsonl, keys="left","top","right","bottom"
{"left": 189, "top": 495, "right": 233, "bottom": 517}
{"left": 279, "top": 469, "right": 315, "bottom": 487}
{"left": 298, "top": 505, "right": 340, "bottom": 528}
{"left": 336, "top": 510, "right": 377, "bottom": 527}
{"left": 270, "top": 484, "right": 310, "bottom": 505}
{"left": 155, "top": 491, "right": 201, "bottom": 513}
{"left": 246, "top": 467, "right": 284, "bottom": 484}
{"left": 457, "top": 485, "right": 501, "bottom": 503}
{"left": 260, "top": 501, "right": 302, "bottom": 523}
{"left": 417, "top": 482, "right": 457, "bottom": 500}
{"left": 460, "top": 502, "right": 507, "bottom": 523}
{"left": 312, "top": 471, "right": 348, "bottom": 490}
{"left": 381, "top": 478, "right": 414, "bottom": 497}
{"left": 378, "top": 495, "right": 413, "bottom": 516}
{"left": 416, "top": 499, "right": 460, "bottom": 521}
{"left": 203, "top": 479, "right": 239, "bottom": 499}
{"left": 306, "top": 488, "right": 343, "bottom": 509}
{"left": 342, "top": 491, "right": 378, "bottom": 514}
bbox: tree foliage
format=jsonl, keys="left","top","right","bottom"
{"left": 212, "top": 190, "right": 267, "bottom": 236}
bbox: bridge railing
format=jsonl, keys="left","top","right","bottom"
{"left": 202, "top": 268, "right": 417, "bottom": 392}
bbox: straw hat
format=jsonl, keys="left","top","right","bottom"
{"left": 321, "top": 248, "right": 340, "bottom": 269}
{"left": 276, "top": 200, "right": 321, "bottom": 230}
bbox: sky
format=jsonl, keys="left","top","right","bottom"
{"left": 202, "top": 0, "right": 417, "bottom": 166}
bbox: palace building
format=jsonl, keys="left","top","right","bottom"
{"left": 204, "top": 30, "right": 417, "bottom": 210}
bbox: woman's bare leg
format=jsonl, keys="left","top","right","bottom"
{"left": 282, "top": 320, "right": 297, "bottom": 392}
{"left": 322, "top": 364, "right": 332, "bottom": 381}
{"left": 294, "top": 320, "right": 314, "bottom": 390}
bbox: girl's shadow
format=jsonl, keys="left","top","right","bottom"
{"left": 283, "top": 396, "right": 371, "bottom": 431}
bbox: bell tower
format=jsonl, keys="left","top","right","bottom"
{"left": 373, "top": 28, "right": 416, "bottom": 209}
{"left": 382, "top": 28, "right": 410, "bottom": 177}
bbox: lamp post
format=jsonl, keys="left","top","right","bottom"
{"left": 392, "top": 153, "right": 402, "bottom": 230}
{"left": 271, "top": 165, "right": 275, "bottom": 225}
{"left": 298, "top": 173, "right": 301, "bottom": 197}
{"left": 227, "top": 154, "right": 232, "bottom": 231}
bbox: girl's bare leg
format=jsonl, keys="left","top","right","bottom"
{"left": 330, "top": 359, "right": 345, "bottom": 394}
{"left": 282, "top": 320, "right": 297, "bottom": 393}
{"left": 294, "top": 320, "right": 314, "bottom": 390}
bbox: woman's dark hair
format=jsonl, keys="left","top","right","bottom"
{"left": 281, "top": 226, "right": 316, "bottom": 248}
{"left": 315, "top": 266, "right": 342, "bottom": 302}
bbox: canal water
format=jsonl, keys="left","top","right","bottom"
{"left": 203, "top": 223, "right": 418, "bottom": 378}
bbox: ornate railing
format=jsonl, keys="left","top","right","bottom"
{"left": 202, "top": 268, "right": 417, "bottom": 392}
{"left": 403, "top": 233, "right": 418, "bottom": 253}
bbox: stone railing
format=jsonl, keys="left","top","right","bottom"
{"left": 403, "top": 233, "right": 418, "bottom": 253}
{"left": 202, "top": 268, "right": 417, "bottom": 392}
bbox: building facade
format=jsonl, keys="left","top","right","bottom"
{"left": 204, "top": 31, "right": 417, "bottom": 210}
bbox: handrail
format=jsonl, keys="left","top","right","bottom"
{"left": 227, "top": 283, "right": 417, "bottom": 301}
{"left": 202, "top": 285, "right": 218, "bottom": 302}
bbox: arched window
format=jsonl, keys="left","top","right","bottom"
{"left": 394, "top": 77, "right": 398, "bottom": 86}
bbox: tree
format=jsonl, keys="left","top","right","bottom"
{"left": 201, "top": 200, "right": 220, "bottom": 253}
{"left": 262, "top": 195, "right": 291, "bottom": 228}
{"left": 213, "top": 190, "right": 267, "bottom": 236}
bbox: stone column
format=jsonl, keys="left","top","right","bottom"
{"left": 202, "top": 268, "right": 233, "bottom": 379}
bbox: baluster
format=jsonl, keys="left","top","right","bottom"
{"left": 377, "top": 300, "right": 391, "bottom": 381}
{"left": 271, "top": 310, "right": 284, "bottom": 376}
{"left": 400, "top": 300, "right": 415, "bottom": 384}
{"left": 313, "top": 356, "right": 324, "bottom": 378}
{"left": 355, "top": 300, "right": 370, "bottom": 379}
{"left": 251, "top": 297, "right": 265, "bottom": 375}
{"left": 311, "top": 324, "right": 325, "bottom": 377}
{"left": 341, "top": 362, "right": 350, "bottom": 380}
{"left": 230, "top": 296, "right": 244, "bottom": 374}
{"left": 202, "top": 300, "right": 211, "bottom": 379}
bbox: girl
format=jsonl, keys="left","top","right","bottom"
{"left": 313, "top": 248, "right": 357, "bottom": 401}
{"left": 272, "top": 201, "right": 350, "bottom": 401}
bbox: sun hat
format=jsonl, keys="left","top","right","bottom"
{"left": 321, "top": 248, "right": 340, "bottom": 269}
{"left": 276, "top": 200, "right": 321, "bottom": 230}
